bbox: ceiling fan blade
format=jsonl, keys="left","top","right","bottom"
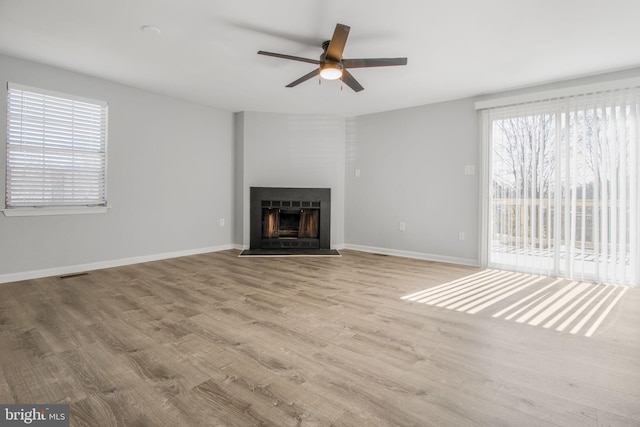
{"left": 341, "top": 70, "right": 364, "bottom": 92}
{"left": 257, "top": 51, "right": 320, "bottom": 65}
{"left": 232, "top": 21, "right": 324, "bottom": 47}
{"left": 342, "top": 57, "right": 408, "bottom": 68}
{"left": 326, "top": 23, "right": 350, "bottom": 60}
{"left": 286, "top": 68, "right": 321, "bottom": 88}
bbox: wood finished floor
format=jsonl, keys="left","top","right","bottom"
{"left": 0, "top": 249, "right": 639, "bottom": 426}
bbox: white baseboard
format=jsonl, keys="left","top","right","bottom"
{"left": 1, "top": 243, "right": 478, "bottom": 284}
{"left": 343, "top": 244, "right": 479, "bottom": 267}
{"left": 0, "top": 244, "right": 236, "bottom": 284}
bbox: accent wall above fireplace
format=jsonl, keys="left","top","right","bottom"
{"left": 248, "top": 187, "right": 332, "bottom": 254}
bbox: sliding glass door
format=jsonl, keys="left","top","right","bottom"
{"left": 482, "top": 87, "right": 639, "bottom": 286}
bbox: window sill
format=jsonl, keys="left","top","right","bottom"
{"left": 2, "top": 206, "right": 109, "bottom": 217}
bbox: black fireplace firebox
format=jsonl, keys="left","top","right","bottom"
{"left": 249, "top": 187, "right": 332, "bottom": 252}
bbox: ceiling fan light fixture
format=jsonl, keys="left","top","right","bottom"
{"left": 320, "top": 62, "right": 343, "bottom": 80}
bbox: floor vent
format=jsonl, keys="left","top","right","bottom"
{"left": 58, "top": 272, "right": 89, "bottom": 279}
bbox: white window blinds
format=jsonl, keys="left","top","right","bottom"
{"left": 480, "top": 86, "right": 639, "bottom": 286}
{"left": 5, "top": 83, "right": 108, "bottom": 208}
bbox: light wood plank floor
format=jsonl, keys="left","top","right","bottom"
{"left": 0, "top": 250, "right": 639, "bottom": 426}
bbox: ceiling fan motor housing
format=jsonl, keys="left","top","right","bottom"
{"left": 321, "top": 40, "right": 331, "bottom": 54}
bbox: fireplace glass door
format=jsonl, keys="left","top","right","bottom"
{"left": 262, "top": 208, "right": 319, "bottom": 239}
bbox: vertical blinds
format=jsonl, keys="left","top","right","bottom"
{"left": 484, "top": 86, "right": 639, "bottom": 286}
{"left": 6, "top": 83, "right": 108, "bottom": 208}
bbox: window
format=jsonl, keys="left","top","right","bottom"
{"left": 4, "top": 83, "right": 108, "bottom": 214}
{"left": 478, "top": 84, "right": 639, "bottom": 286}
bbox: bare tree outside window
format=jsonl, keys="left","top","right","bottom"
{"left": 486, "top": 89, "right": 638, "bottom": 286}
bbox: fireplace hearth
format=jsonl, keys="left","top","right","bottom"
{"left": 242, "top": 187, "right": 339, "bottom": 256}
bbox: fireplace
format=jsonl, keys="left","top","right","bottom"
{"left": 248, "top": 187, "right": 332, "bottom": 253}
{"left": 262, "top": 207, "right": 319, "bottom": 240}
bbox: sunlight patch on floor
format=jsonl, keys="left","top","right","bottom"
{"left": 402, "top": 270, "right": 628, "bottom": 337}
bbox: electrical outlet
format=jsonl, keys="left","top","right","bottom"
{"left": 355, "top": 169, "right": 361, "bottom": 177}
{"left": 399, "top": 222, "right": 406, "bottom": 232}
{"left": 464, "top": 165, "right": 475, "bottom": 175}
{"left": 219, "top": 218, "right": 225, "bottom": 227}
{"left": 459, "top": 232, "right": 465, "bottom": 241}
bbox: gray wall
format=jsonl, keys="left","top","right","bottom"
{"left": 6, "top": 54, "right": 634, "bottom": 281}
{"left": 344, "top": 98, "right": 479, "bottom": 265}
{"left": 341, "top": 67, "right": 640, "bottom": 266}
{"left": 236, "top": 112, "right": 346, "bottom": 248}
{"left": 233, "top": 113, "right": 245, "bottom": 246}
{"left": 0, "top": 54, "right": 234, "bottom": 281}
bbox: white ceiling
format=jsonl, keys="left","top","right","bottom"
{"left": 1, "top": 0, "right": 639, "bottom": 117}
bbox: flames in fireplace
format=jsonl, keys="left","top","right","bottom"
{"left": 262, "top": 208, "right": 319, "bottom": 239}
{"left": 250, "top": 188, "right": 330, "bottom": 251}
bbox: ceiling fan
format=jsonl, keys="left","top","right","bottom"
{"left": 257, "top": 23, "right": 408, "bottom": 92}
